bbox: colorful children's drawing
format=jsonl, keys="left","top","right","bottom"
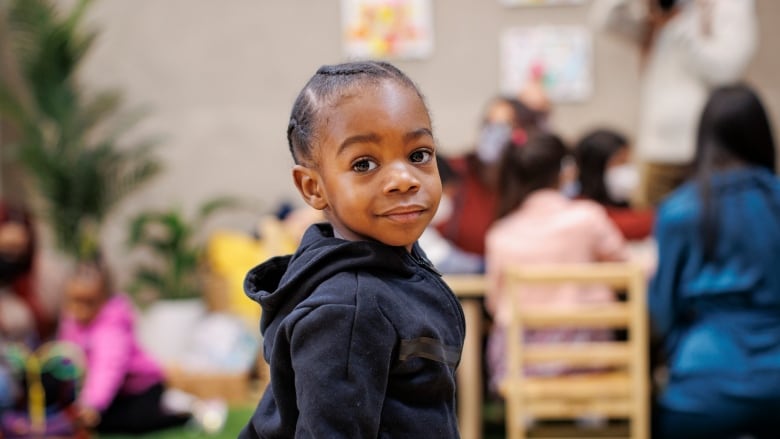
{"left": 341, "top": 0, "right": 434, "bottom": 60}
{"left": 501, "top": 25, "right": 593, "bottom": 103}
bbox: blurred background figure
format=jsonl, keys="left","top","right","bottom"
{"left": 484, "top": 131, "right": 628, "bottom": 393}
{"left": 58, "top": 258, "right": 224, "bottom": 435}
{"left": 418, "top": 155, "right": 484, "bottom": 274}
{"left": 574, "top": 128, "right": 655, "bottom": 241}
{"left": 436, "top": 95, "right": 543, "bottom": 257}
{"left": 592, "top": 0, "right": 759, "bottom": 207}
{"left": 0, "top": 349, "right": 17, "bottom": 414}
{"left": 0, "top": 341, "right": 86, "bottom": 438}
{"left": 0, "top": 202, "right": 55, "bottom": 345}
{"left": 649, "top": 84, "right": 780, "bottom": 439}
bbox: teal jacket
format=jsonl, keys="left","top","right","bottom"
{"left": 650, "top": 167, "right": 780, "bottom": 411}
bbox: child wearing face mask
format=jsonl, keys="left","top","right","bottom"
{"left": 436, "top": 96, "right": 543, "bottom": 256}
{"left": 574, "top": 128, "right": 655, "bottom": 241}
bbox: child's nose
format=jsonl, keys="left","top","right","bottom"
{"left": 384, "top": 161, "right": 420, "bottom": 194}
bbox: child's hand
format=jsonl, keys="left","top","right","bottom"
{"left": 77, "top": 405, "right": 101, "bottom": 428}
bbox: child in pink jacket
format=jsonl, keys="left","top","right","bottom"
{"left": 58, "top": 260, "right": 191, "bottom": 434}
{"left": 485, "top": 132, "right": 628, "bottom": 392}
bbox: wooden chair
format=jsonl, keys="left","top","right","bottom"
{"left": 443, "top": 274, "right": 488, "bottom": 439}
{"left": 501, "top": 263, "right": 649, "bottom": 439}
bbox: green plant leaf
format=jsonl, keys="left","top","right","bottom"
{"left": 0, "top": 0, "right": 162, "bottom": 261}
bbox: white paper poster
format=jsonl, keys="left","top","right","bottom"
{"left": 500, "top": 26, "right": 593, "bottom": 103}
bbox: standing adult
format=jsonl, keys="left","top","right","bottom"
{"left": 591, "top": 0, "right": 758, "bottom": 207}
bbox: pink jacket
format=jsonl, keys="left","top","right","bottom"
{"left": 485, "top": 190, "right": 628, "bottom": 326}
{"left": 58, "top": 295, "right": 164, "bottom": 411}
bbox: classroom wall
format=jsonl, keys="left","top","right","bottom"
{"left": 48, "top": 0, "right": 780, "bottom": 283}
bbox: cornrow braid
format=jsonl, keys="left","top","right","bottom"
{"left": 286, "top": 61, "right": 427, "bottom": 165}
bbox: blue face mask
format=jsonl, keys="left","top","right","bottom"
{"left": 476, "top": 123, "right": 512, "bottom": 164}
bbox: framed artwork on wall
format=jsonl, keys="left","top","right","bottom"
{"left": 500, "top": 25, "right": 593, "bottom": 103}
{"left": 341, "top": 0, "right": 434, "bottom": 60}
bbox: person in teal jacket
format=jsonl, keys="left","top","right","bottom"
{"left": 649, "top": 84, "right": 780, "bottom": 439}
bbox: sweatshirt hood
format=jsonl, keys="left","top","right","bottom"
{"left": 244, "top": 223, "right": 430, "bottom": 335}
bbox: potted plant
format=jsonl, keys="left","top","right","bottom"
{"left": 0, "top": 0, "right": 160, "bottom": 262}
{"left": 127, "top": 196, "right": 242, "bottom": 364}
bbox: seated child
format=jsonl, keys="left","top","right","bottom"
{"left": 57, "top": 258, "right": 199, "bottom": 434}
{"left": 485, "top": 131, "right": 629, "bottom": 391}
{"left": 574, "top": 128, "right": 655, "bottom": 241}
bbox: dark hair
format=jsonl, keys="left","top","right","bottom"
{"left": 575, "top": 128, "right": 629, "bottom": 207}
{"left": 287, "top": 61, "right": 427, "bottom": 165}
{"left": 436, "top": 154, "right": 459, "bottom": 186}
{"left": 0, "top": 202, "right": 35, "bottom": 272}
{"left": 480, "top": 95, "right": 541, "bottom": 131}
{"left": 694, "top": 84, "right": 776, "bottom": 258}
{"left": 496, "top": 132, "right": 569, "bottom": 218}
{"left": 72, "top": 251, "right": 114, "bottom": 298}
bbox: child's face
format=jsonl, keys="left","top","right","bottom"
{"left": 296, "top": 80, "right": 441, "bottom": 251}
{"left": 64, "top": 266, "right": 106, "bottom": 325}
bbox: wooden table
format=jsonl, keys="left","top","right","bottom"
{"left": 444, "top": 274, "right": 488, "bottom": 439}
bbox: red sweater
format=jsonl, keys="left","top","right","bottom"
{"left": 436, "top": 156, "right": 497, "bottom": 256}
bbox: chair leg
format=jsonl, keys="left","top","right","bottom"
{"left": 505, "top": 391, "right": 524, "bottom": 439}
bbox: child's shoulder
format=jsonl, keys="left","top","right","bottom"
{"left": 569, "top": 197, "right": 612, "bottom": 220}
{"left": 96, "top": 294, "right": 137, "bottom": 324}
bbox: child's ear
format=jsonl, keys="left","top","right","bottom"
{"left": 292, "top": 165, "right": 328, "bottom": 210}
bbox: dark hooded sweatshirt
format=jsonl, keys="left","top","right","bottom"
{"left": 240, "top": 223, "right": 465, "bottom": 438}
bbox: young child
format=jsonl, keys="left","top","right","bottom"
{"left": 484, "top": 132, "right": 628, "bottom": 391}
{"left": 574, "top": 128, "right": 655, "bottom": 241}
{"left": 240, "top": 61, "right": 465, "bottom": 438}
{"left": 57, "top": 259, "right": 194, "bottom": 434}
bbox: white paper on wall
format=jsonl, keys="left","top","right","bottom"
{"left": 500, "top": 25, "right": 593, "bottom": 103}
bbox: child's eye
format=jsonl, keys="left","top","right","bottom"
{"left": 409, "top": 149, "right": 433, "bottom": 164}
{"left": 352, "top": 158, "right": 377, "bottom": 173}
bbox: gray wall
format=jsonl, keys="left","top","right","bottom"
{"left": 69, "top": 0, "right": 778, "bottom": 283}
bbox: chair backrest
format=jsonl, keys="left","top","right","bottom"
{"left": 502, "top": 263, "right": 648, "bottom": 439}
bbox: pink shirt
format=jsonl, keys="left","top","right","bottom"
{"left": 58, "top": 295, "right": 164, "bottom": 411}
{"left": 485, "top": 190, "right": 628, "bottom": 326}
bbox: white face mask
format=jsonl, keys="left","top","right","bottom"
{"left": 431, "top": 194, "right": 453, "bottom": 226}
{"left": 476, "top": 123, "right": 512, "bottom": 164}
{"left": 604, "top": 164, "right": 639, "bottom": 203}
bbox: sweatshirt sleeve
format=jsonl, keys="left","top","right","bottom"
{"left": 79, "top": 301, "right": 135, "bottom": 411}
{"left": 590, "top": 0, "right": 648, "bottom": 44}
{"left": 289, "top": 302, "right": 395, "bottom": 438}
{"left": 680, "top": 0, "right": 758, "bottom": 85}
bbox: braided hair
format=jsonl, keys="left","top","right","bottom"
{"left": 287, "top": 61, "right": 427, "bottom": 165}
